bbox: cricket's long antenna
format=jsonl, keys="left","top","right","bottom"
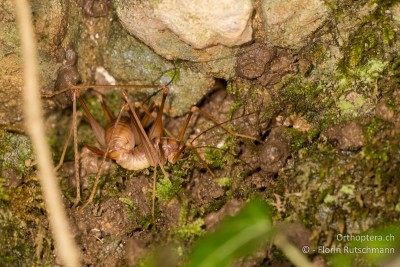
{"left": 164, "top": 63, "right": 178, "bottom": 87}
{"left": 43, "top": 84, "right": 165, "bottom": 98}
{"left": 142, "top": 64, "right": 178, "bottom": 105}
{"left": 190, "top": 145, "right": 250, "bottom": 166}
{"left": 189, "top": 110, "right": 263, "bottom": 146}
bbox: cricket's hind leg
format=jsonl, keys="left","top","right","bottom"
{"left": 121, "top": 88, "right": 171, "bottom": 224}
{"left": 80, "top": 100, "right": 128, "bottom": 211}
{"left": 94, "top": 91, "right": 115, "bottom": 123}
{"left": 76, "top": 93, "right": 106, "bottom": 147}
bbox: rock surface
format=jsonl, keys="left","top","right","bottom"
{"left": 113, "top": 0, "right": 241, "bottom": 79}
{"left": 0, "top": 0, "right": 63, "bottom": 130}
{"left": 153, "top": 0, "right": 253, "bottom": 49}
{"left": 261, "top": 0, "right": 329, "bottom": 49}
{"left": 236, "top": 43, "right": 298, "bottom": 86}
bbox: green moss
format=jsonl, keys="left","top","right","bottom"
{"left": 282, "top": 110, "right": 400, "bottom": 245}
{"left": 382, "top": 23, "right": 396, "bottom": 44}
{"left": 156, "top": 176, "right": 182, "bottom": 204}
{"left": 214, "top": 177, "right": 231, "bottom": 187}
{"left": 0, "top": 178, "right": 9, "bottom": 201}
{"left": 227, "top": 100, "right": 243, "bottom": 120}
{"left": 119, "top": 197, "right": 136, "bottom": 219}
{"left": 164, "top": 158, "right": 192, "bottom": 180}
{"left": 154, "top": 159, "right": 190, "bottom": 205}
{"left": 204, "top": 147, "right": 226, "bottom": 169}
{"left": 339, "top": 184, "right": 355, "bottom": 195}
{"left": 388, "top": 58, "right": 400, "bottom": 82}
{"left": 336, "top": 6, "right": 396, "bottom": 96}
{"left": 286, "top": 128, "right": 320, "bottom": 152}
{"left": 356, "top": 59, "right": 387, "bottom": 84}
{"left": 338, "top": 58, "right": 387, "bottom": 94}
{"left": 280, "top": 77, "right": 327, "bottom": 121}
{"left": 203, "top": 135, "right": 240, "bottom": 171}
{"left": 176, "top": 218, "right": 206, "bottom": 240}
{"left": 346, "top": 27, "right": 378, "bottom": 68}
{"left": 283, "top": 78, "right": 324, "bottom": 102}
{"left": 361, "top": 118, "right": 396, "bottom": 162}
{"left": 0, "top": 213, "right": 36, "bottom": 265}
{"left": 336, "top": 94, "right": 367, "bottom": 117}
{"left": 175, "top": 204, "right": 206, "bottom": 240}
{"left": 0, "top": 180, "right": 53, "bottom": 265}
{"left": 226, "top": 81, "right": 238, "bottom": 96}
{"left": 310, "top": 43, "right": 328, "bottom": 65}
{"left": 164, "top": 67, "right": 180, "bottom": 83}
{"left": 373, "top": 0, "right": 400, "bottom": 8}
{"left": 0, "top": 130, "right": 34, "bottom": 177}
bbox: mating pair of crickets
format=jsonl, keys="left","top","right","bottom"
{"left": 46, "top": 83, "right": 261, "bottom": 223}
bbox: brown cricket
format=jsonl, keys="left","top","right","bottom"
{"left": 45, "top": 84, "right": 261, "bottom": 223}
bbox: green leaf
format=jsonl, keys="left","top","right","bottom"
{"left": 188, "top": 200, "right": 273, "bottom": 267}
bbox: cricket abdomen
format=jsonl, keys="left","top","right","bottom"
{"left": 107, "top": 138, "right": 185, "bottom": 170}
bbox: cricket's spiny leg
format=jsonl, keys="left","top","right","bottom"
{"left": 80, "top": 103, "right": 128, "bottom": 210}
{"left": 72, "top": 90, "right": 81, "bottom": 208}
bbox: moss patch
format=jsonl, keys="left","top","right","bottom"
{"left": 0, "top": 130, "right": 34, "bottom": 177}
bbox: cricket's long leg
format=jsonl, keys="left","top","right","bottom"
{"left": 80, "top": 103, "right": 127, "bottom": 210}
{"left": 72, "top": 91, "right": 81, "bottom": 207}
{"left": 55, "top": 116, "right": 73, "bottom": 172}
{"left": 54, "top": 111, "right": 82, "bottom": 172}
{"left": 137, "top": 101, "right": 155, "bottom": 127}
{"left": 152, "top": 168, "right": 157, "bottom": 224}
{"left": 95, "top": 92, "right": 114, "bottom": 123}
{"left": 148, "top": 87, "right": 168, "bottom": 140}
{"left": 170, "top": 109, "right": 194, "bottom": 163}
{"left": 135, "top": 101, "right": 175, "bottom": 139}
{"left": 121, "top": 90, "right": 169, "bottom": 224}
{"left": 177, "top": 109, "right": 193, "bottom": 142}
{"left": 139, "top": 87, "right": 171, "bottom": 224}
{"left": 77, "top": 94, "right": 106, "bottom": 147}
{"left": 169, "top": 109, "right": 217, "bottom": 178}
{"left": 121, "top": 91, "right": 160, "bottom": 167}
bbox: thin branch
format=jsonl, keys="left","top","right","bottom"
{"left": 12, "top": 1, "right": 80, "bottom": 266}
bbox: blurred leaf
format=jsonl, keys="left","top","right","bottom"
{"left": 187, "top": 199, "right": 273, "bottom": 267}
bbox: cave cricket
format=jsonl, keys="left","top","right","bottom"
{"left": 44, "top": 81, "right": 262, "bottom": 223}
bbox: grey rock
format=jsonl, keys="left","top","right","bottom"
{"left": 261, "top": 0, "right": 329, "bottom": 49}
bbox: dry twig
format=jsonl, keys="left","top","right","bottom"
{"left": 12, "top": 1, "right": 80, "bottom": 266}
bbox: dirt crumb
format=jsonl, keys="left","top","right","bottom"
{"left": 122, "top": 238, "right": 146, "bottom": 265}
{"left": 323, "top": 121, "right": 364, "bottom": 150}
{"left": 78, "top": 0, "right": 110, "bottom": 17}
{"left": 258, "top": 127, "right": 290, "bottom": 174}
{"left": 375, "top": 97, "right": 394, "bottom": 121}
{"left": 204, "top": 199, "right": 243, "bottom": 229}
{"left": 53, "top": 47, "right": 80, "bottom": 109}
{"left": 257, "top": 49, "right": 298, "bottom": 86}
{"left": 279, "top": 222, "right": 314, "bottom": 252}
{"left": 236, "top": 43, "right": 277, "bottom": 79}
